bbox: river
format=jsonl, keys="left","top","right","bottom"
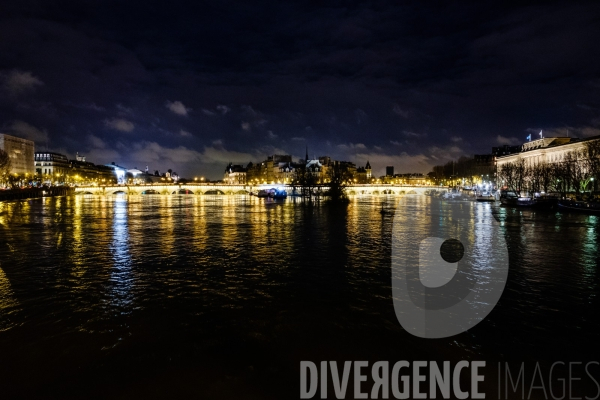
{"left": 0, "top": 194, "right": 599, "bottom": 398}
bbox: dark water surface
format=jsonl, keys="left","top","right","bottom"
{"left": 0, "top": 195, "right": 599, "bottom": 399}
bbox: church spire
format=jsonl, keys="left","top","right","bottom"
{"left": 305, "top": 146, "right": 309, "bottom": 161}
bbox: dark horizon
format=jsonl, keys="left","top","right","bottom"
{"left": 1, "top": 1, "right": 600, "bottom": 179}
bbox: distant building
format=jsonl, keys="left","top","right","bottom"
{"left": 474, "top": 154, "right": 494, "bottom": 168}
{"left": 277, "top": 162, "right": 296, "bottom": 183}
{"left": 246, "top": 150, "right": 360, "bottom": 184}
{"left": 105, "top": 162, "right": 127, "bottom": 183}
{"left": 247, "top": 154, "right": 296, "bottom": 184}
{"left": 496, "top": 136, "right": 598, "bottom": 169}
{"left": 318, "top": 156, "right": 331, "bottom": 165}
{"left": 492, "top": 145, "right": 521, "bottom": 157}
{"left": 247, "top": 160, "right": 271, "bottom": 184}
{"left": 71, "top": 157, "right": 116, "bottom": 184}
{"left": 0, "top": 133, "right": 35, "bottom": 175}
{"left": 396, "top": 173, "right": 427, "bottom": 185}
{"left": 386, "top": 166, "right": 394, "bottom": 177}
{"left": 355, "top": 161, "right": 372, "bottom": 184}
{"left": 224, "top": 163, "right": 247, "bottom": 184}
{"left": 35, "top": 152, "right": 70, "bottom": 177}
{"left": 306, "top": 159, "right": 325, "bottom": 181}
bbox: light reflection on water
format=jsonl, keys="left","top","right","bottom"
{"left": 0, "top": 194, "right": 598, "bottom": 396}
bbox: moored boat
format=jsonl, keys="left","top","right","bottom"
{"left": 257, "top": 189, "right": 270, "bottom": 198}
{"left": 476, "top": 191, "right": 495, "bottom": 202}
{"left": 557, "top": 199, "right": 600, "bottom": 214}
{"left": 532, "top": 196, "right": 559, "bottom": 209}
{"left": 500, "top": 190, "right": 535, "bottom": 207}
{"left": 272, "top": 189, "right": 287, "bottom": 199}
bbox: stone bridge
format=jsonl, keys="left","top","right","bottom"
{"left": 73, "top": 184, "right": 438, "bottom": 196}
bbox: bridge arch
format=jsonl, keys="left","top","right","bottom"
{"left": 204, "top": 189, "right": 224, "bottom": 195}
{"left": 173, "top": 189, "right": 194, "bottom": 195}
{"left": 142, "top": 189, "right": 160, "bottom": 195}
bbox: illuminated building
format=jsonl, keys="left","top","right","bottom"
{"left": 35, "top": 152, "right": 70, "bottom": 177}
{"left": 355, "top": 161, "right": 372, "bottom": 183}
{"left": 496, "top": 136, "right": 599, "bottom": 169}
{"left": 71, "top": 156, "right": 116, "bottom": 184}
{"left": 224, "top": 163, "right": 247, "bottom": 184}
{"left": 0, "top": 133, "right": 35, "bottom": 174}
{"left": 105, "top": 162, "right": 127, "bottom": 183}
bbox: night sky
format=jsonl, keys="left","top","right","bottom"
{"left": 1, "top": 1, "right": 600, "bottom": 179}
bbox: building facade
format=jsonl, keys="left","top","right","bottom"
{"left": 35, "top": 152, "right": 70, "bottom": 178}
{"left": 0, "top": 133, "right": 35, "bottom": 175}
{"left": 355, "top": 161, "right": 372, "bottom": 183}
{"left": 496, "top": 137, "right": 595, "bottom": 169}
{"left": 72, "top": 160, "right": 117, "bottom": 184}
{"left": 224, "top": 163, "right": 247, "bottom": 184}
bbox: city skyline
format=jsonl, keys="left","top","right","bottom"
{"left": 2, "top": 2, "right": 600, "bottom": 178}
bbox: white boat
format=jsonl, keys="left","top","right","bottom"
{"left": 476, "top": 191, "right": 495, "bottom": 202}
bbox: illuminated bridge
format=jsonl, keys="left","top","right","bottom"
{"left": 73, "top": 184, "right": 437, "bottom": 196}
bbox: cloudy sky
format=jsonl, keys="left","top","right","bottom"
{"left": 1, "top": 1, "right": 600, "bottom": 178}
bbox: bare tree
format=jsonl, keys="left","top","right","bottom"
{"left": 0, "top": 149, "right": 12, "bottom": 186}
{"left": 563, "top": 150, "right": 589, "bottom": 196}
{"left": 498, "top": 162, "right": 516, "bottom": 193}
{"left": 584, "top": 140, "right": 600, "bottom": 194}
{"left": 292, "top": 165, "right": 319, "bottom": 198}
{"left": 538, "top": 163, "right": 556, "bottom": 194}
{"left": 326, "top": 162, "right": 352, "bottom": 202}
{"left": 551, "top": 162, "right": 569, "bottom": 197}
{"left": 498, "top": 159, "right": 528, "bottom": 196}
{"left": 527, "top": 164, "right": 542, "bottom": 195}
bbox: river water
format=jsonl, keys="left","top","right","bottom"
{"left": 0, "top": 194, "right": 599, "bottom": 398}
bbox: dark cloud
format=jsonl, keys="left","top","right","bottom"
{"left": 1, "top": 1, "right": 600, "bottom": 177}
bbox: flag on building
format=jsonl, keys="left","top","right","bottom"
{"left": 526, "top": 134, "right": 531, "bottom": 141}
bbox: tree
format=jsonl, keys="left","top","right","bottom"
{"left": 563, "top": 150, "right": 589, "bottom": 196}
{"left": 584, "top": 140, "right": 600, "bottom": 194}
{"left": 498, "top": 159, "right": 527, "bottom": 196}
{"left": 537, "top": 163, "right": 556, "bottom": 194}
{"left": 527, "top": 164, "right": 543, "bottom": 195}
{"left": 0, "top": 149, "right": 11, "bottom": 187}
{"left": 326, "top": 162, "right": 352, "bottom": 202}
{"left": 551, "top": 162, "right": 569, "bottom": 197}
{"left": 292, "top": 165, "right": 319, "bottom": 198}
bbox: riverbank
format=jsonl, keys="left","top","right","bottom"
{"left": 0, "top": 186, "right": 74, "bottom": 202}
